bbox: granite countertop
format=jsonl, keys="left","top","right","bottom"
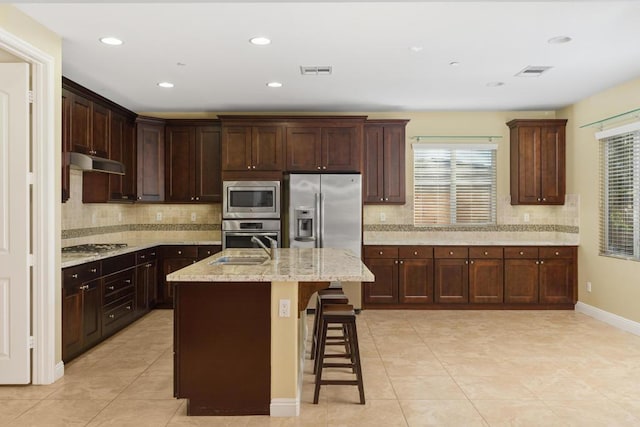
{"left": 61, "top": 241, "right": 222, "bottom": 269}
{"left": 166, "top": 248, "right": 375, "bottom": 283}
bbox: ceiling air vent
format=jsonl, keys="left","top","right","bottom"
{"left": 515, "top": 65, "right": 553, "bottom": 77}
{"left": 300, "top": 66, "right": 332, "bottom": 75}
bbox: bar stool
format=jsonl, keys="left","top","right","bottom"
{"left": 310, "top": 292, "right": 348, "bottom": 360}
{"left": 313, "top": 307, "right": 365, "bottom": 405}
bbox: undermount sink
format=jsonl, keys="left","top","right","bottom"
{"left": 209, "top": 256, "right": 269, "bottom": 266}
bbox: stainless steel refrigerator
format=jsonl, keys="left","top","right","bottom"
{"left": 286, "top": 174, "right": 362, "bottom": 258}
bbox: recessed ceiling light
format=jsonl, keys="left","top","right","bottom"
{"left": 157, "top": 82, "right": 174, "bottom": 88}
{"left": 409, "top": 46, "right": 423, "bottom": 53}
{"left": 99, "top": 37, "right": 123, "bottom": 46}
{"left": 266, "top": 82, "right": 282, "bottom": 88}
{"left": 250, "top": 37, "right": 271, "bottom": 46}
{"left": 486, "top": 81, "right": 505, "bottom": 87}
{"left": 449, "top": 61, "right": 460, "bottom": 67}
{"left": 548, "top": 36, "right": 572, "bottom": 44}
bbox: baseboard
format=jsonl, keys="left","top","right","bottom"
{"left": 270, "top": 398, "right": 300, "bottom": 417}
{"left": 575, "top": 302, "right": 640, "bottom": 336}
{"left": 54, "top": 361, "right": 64, "bottom": 382}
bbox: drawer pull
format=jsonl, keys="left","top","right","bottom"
{"left": 484, "top": 251, "right": 488, "bottom": 256}
{"left": 519, "top": 251, "right": 524, "bottom": 255}
{"left": 399, "top": 260, "right": 403, "bottom": 264}
{"left": 109, "top": 314, "right": 115, "bottom": 319}
{"left": 72, "top": 274, "right": 78, "bottom": 279}
{"left": 146, "top": 263, "right": 152, "bottom": 268}
{"left": 178, "top": 250, "right": 182, "bottom": 255}
{"left": 535, "top": 261, "right": 540, "bottom": 265}
{"left": 449, "top": 251, "right": 454, "bottom": 255}
{"left": 394, "top": 260, "right": 398, "bottom": 264}
{"left": 465, "top": 260, "right": 469, "bottom": 264}
{"left": 379, "top": 251, "right": 383, "bottom": 255}
{"left": 125, "top": 279, "right": 131, "bottom": 284}
{"left": 555, "top": 251, "right": 560, "bottom": 256}
{"left": 151, "top": 252, "right": 156, "bottom": 256}
{"left": 126, "top": 305, "right": 131, "bottom": 310}
{"left": 107, "top": 285, "right": 115, "bottom": 290}
{"left": 79, "top": 285, "right": 88, "bottom": 291}
{"left": 140, "top": 255, "right": 145, "bottom": 259}
{"left": 414, "top": 251, "right": 418, "bottom": 256}
{"left": 470, "top": 260, "right": 474, "bottom": 264}
{"left": 90, "top": 268, "right": 97, "bottom": 273}
{"left": 380, "top": 198, "right": 384, "bottom": 201}
{"left": 207, "top": 251, "right": 211, "bottom": 255}
{"left": 540, "top": 260, "right": 544, "bottom": 264}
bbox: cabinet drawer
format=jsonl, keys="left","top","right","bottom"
{"left": 63, "top": 261, "right": 101, "bottom": 285}
{"left": 102, "top": 253, "right": 135, "bottom": 276}
{"left": 434, "top": 247, "right": 468, "bottom": 259}
{"left": 469, "top": 247, "right": 503, "bottom": 258}
{"left": 364, "top": 246, "right": 399, "bottom": 259}
{"left": 504, "top": 247, "right": 539, "bottom": 259}
{"left": 539, "top": 247, "right": 574, "bottom": 259}
{"left": 398, "top": 246, "right": 433, "bottom": 259}
{"left": 136, "top": 248, "right": 158, "bottom": 264}
{"left": 162, "top": 245, "right": 198, "bottom": 258}
{"left": 103, "top": 298, "right": 135, "bottom": 327}
{"left": 197, "top": 245, "right": 221, "bottom": 260}
{"left": 103, "top": 270, "right": 135, "bottom": 305}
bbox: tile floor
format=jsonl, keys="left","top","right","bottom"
{"left": 2, "top": 309, "right": 640, "bottom": 426}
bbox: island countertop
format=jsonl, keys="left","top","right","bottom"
{"left": 166, "top": 248, "right": 374, "bottom": 283}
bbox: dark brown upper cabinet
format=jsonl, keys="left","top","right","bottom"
{"left": 507, "top": 119, "right": 567, "bottom": 205}
{"left": 165, "top": 120, "right": 222, "bottom": 203}
{"left": 286, "top": 125, "right": 362, "bottom": 172}
{"left": 221, "top": 125, "right": 283, "bottom": 171}
{"left": 136, "top": 117, "right": 165, "bottom": 202}
{"left": 363, "top": 120, "right": 408, "bottom": 204}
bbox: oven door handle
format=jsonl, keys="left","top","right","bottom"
{"left": 224, "top": 232, "right": 279, "bottom": 236}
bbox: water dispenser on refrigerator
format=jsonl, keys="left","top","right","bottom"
{"left": 294, "top": 208, "right": 315, "bottom": 242}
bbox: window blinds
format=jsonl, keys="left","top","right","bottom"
{"left": 598, "top": 125, "right": 640, "bottom": 260}
{"left": 413, "top": 144, "right": 497, "bottom": 226}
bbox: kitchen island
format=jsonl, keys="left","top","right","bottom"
{"left": 166, "top": 247, "right": 374, "bottom": 417}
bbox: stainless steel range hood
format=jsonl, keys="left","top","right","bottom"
{"left": 69, "top": 152, "right": 125, "bottom": 175}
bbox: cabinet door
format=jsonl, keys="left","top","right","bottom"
{"left": 121, "top": 120, "right": 137, "bottom": 200}
{"left": 108, "top": 112, "right": 134, "bottom": 202}
{"left": 383, "top": 125, "right": 405, "bottom": 203}
{"left": 165, "top": 126, "right": 195, "bottom": 202}
{"left": 363, "top": 125, "right": 384, "bottom": 203}
{"left": 363, "top": 258, "right": 398, "bottom": 304}
{"left": 435, "top": 259, "right": 468, "bottom": 303}
{"left": 222, "top": 126, "right": 252, "bottom": 170}
{"left": 469, "top": 259, "right": 503, "bottom": 303}
{"left": 83, "top": 279, "right": 103, "bottom": 348}
{"left": 540, "top": 125, "right": 565, "bottom": 204}
{"left": 539, "top": 258, "right": 574, "bottom": 304}
{"left": 321, "top": 127, "right": 360, "bottom": 172}
{"left": 504, "top": 259, "right": 539, "bottom": 304}
{"left": 70, "top": 92, "right": 92, "bottom": 154}
{"left": 135, "top": 264, "right": 148, "bottom": 317}
{"left": 516, "top": 126, "right": 541, "bottom": 204}
{"left": 91, "top": 103, "right": 110, "bottom": 157}
{"left": 62, "top": 281, "right": 84, "bottom": 362}
{"left": 161, "top": 258, "right": 196, "bottom": 307}
{"left": 285, "top": 127, "right": 321, "bottom": 171}
{"left": 399, "top": 258, "right": 433, "bottom": 304}
{"left": 61, "top": 90, "right": 71, "bottom": 203}
{"left": 252, "top": 126, "right": 283, "bottom": 170}
{"left": 195, "top": 126, "right": 222, "bottom": 202}
{"left": 136, "top": 121, "right": 165, "bottom": 202}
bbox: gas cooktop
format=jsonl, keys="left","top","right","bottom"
{"left": 62, "top": 243, "right": 128, "bottom": 254}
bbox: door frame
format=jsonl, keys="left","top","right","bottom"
{"left": 0, "top": 28, "right": 58, "bottom": 384}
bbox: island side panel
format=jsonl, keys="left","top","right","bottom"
{"left": 174, "top": 281, "right": 271, "bottom": 416}
{"left": 270, "top": 281, "right": 300, "bottom": 417}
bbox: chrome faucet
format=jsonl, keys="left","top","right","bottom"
{"left": 251, "top": 236, "right": 278, "bottom": 259}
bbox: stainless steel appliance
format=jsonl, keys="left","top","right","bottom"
{"left": 286, "top": 174, "right": 362, "bottom": 258}
{"left": 222, "top": 180, "right": 280, "bottom": 219}
{"left": 222, "top": 219, "right": 281, "bottom": 250}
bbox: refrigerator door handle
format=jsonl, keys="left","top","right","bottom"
{"left": 319, "top": 192, "right": 325, "bottom": 248}
{"left": 314, "top": 192, "right": 321, "bottom": 248}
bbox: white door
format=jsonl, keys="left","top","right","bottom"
{"left": 0, "top": 63, "right": 31, "bottom": 384}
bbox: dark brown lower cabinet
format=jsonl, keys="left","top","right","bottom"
{"left": 174, "top": 282, "right": 271, "bottom": 415}
{"left": 504, "top": 247, "right": 540, "bottom": 303}
{"left": 363, "top": 257, "right": 399, "bottom": 304}
{"left": 539, "top": 247, "right": 575, "bottom": 304}
{"left": 435, "top": 258, "right": 469, "bottom": 303}
{"left": 468, "top": 247, "right": 504, "bottom": 304}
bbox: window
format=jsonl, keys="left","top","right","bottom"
{"left": 413, "top": 143, "right": 497, "bottom": 226}
{"left": 598, "top": 122, "right": 640, "bottom": 260}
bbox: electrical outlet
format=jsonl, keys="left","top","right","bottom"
{"left": 279, "top": 299, "right": 291, "bottom": 318}
{"left": 190, "top": 212, "right": 197, "bottom": 222}
{"left": 156, "top": 212, "right": 163, "bottom": 221}
{"left": 586, "top": 281, "right": 592, "bottom": 292}
{"left": 523, "top": 213, "right": 530, "bottom": 222}
{"left": 380, "top": 212, "right": 386, "bottom": 222}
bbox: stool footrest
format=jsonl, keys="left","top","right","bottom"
{"left": 318, "top": 380, "right": 359, "bottom": 386}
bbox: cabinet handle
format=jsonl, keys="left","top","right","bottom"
{"left": 146, "top": 263, "right": 152, "bottom": 268}
{"left": 394, "top": 260, "right": 398, "bottom": 264}
{"left": 414, "top": 251, "right": 418, "bottom": 256}
{"left": 178, "top": 250, "right": 182, "bottom": 255}
{"left": 449, "top": 251, "right": 454, "bottom": 255}
{"left": 247, "top": 165, "right": 251, "bottom": 169}
{"left": 322, "top": 166, "right": 327, "bottom": 170}
{"left": 190, "top": 197, "right": 194, "bottom": 201}
{"left": 151, "top": 252, "right": 156, "bottom": 256}
{"left": 399, "top": 260, "right": 404, "bottom": 264}
{"left": 484, "top": 251, "right": 488, "bottom": 256}
{"left": 109, "top": 314, "right": 115, "bottom": 319}
{"left": 555, "top": 251, "right": 560, "bottom": 256}
{"left": 252, "top": 166, "right": 256, "bottom": 169}
{"left": 206, "top": 251, "right": 211, "bottom": 255}
{"left": 379, "top": 251, "right": 383, "bottom": 255}
{"left": 317, "top": 166, "right": 321, "bottom": 170}
{"left": 192, "top": 260, "right": 196, "bottom": 264}
{"left": 107, "top": 285, "right": 115, "bottom": 290}
{"left": 90, "top": 268, "right": 97, "bottom": 273}
{"left": 465, "top": 260, "right": 469, "bottom": 264}
{"left": 140, "top": 255, "right": 145, "bottom": 259}
{"left": 138, "top": 196, "right": 142, "bottom": 200}
{"left": 385, "top": 198, "right": 389, "bottom": 201}
{"left": 126, "top": 305, "right": 131, "bottom": 310}
{"left": 195, "top": 197, "right": 200, "bottom": 201}
{"left": 535, "top": 261, "right": 540, "bottom": 265}
{"left": 543, "top": 198, "right": 547, "bottom": 202}
{"left": 519, "top": 251, "right": 524, "bottom": 255}
{"left": 72, "top": 274, "right": 78, "bottom": 279}
{"left": 79, "top": 285, "right": 88, "bottom": 291}
{"left": 380, "top": 198, "right": 384, "bottom": 201}
{"left": 537, "top": 198, "right": 541, "bottom": 202}
{"left": 540, "top": 260, "right": 544, "bottom": 264}
{"left": 470, "top": 260, "right": 474, "bottom": 264}
{"left": 125, "top": 279, "right": 131, "bottom": 284}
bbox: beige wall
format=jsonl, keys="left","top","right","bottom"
{"left": 559, "top": 76, "right": 640, "bottom": 323}
{"left": 0, "top": 6, "right": 63, "bottom": 365}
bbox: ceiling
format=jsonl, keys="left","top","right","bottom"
{"left": 14, "top": 1, "right": 640, "bottom": 113}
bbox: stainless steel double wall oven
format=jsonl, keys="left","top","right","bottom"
{"left": 221, "top": 180, "right": 281, "bottom": 249}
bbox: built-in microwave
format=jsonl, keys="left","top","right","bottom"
{"left": 222, "top": 180, "right": 281, "bottom": 219}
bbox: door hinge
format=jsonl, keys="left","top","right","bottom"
{"left": 29, "top": 336, "right": 35, "bottom": 349}
{"left": 28, "top": 90, "right": 34, "bottom": 104}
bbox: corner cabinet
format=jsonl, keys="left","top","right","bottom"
{"left": 165, "top": 120, "right": 222, "bottom": 202}
{"left": 363, "top": 120, "right": 409, "bottom": 204}
{"left": 507, "top": 119, "right": 567, "bottom": 205}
